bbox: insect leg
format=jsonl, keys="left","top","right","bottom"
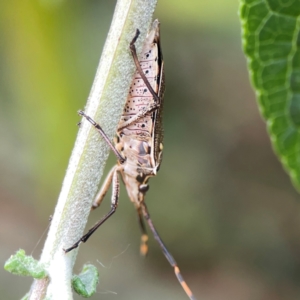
{"left": 91, "top": 165, "right": 117, "bottom": 210}
{"left": 118, "top": 102, "right": 160, "bottom": 131}
{"left": 63, "top": 166, "right": 121, "bottom": 253}
{"left": 141, "top": 202, "right": 196, "bottom": 300}
{"left": 78, "top": 110, "right": 125, "bottom": 163}
{"left": 135, "top": 205, "right": 149, "bottom": 256}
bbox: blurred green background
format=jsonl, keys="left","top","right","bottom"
{"left": 1, "top": 1, "right": 300, "bottom": 299}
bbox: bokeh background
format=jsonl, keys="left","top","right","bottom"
{"left": 1, "top": 1, "right": 300, "bottom": 299}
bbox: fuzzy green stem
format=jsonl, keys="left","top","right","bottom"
{"left": 28, "top": 0, "right": 157, "bottom": 299}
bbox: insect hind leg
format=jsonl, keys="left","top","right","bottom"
{"left": 135, "top": 205, "right": 149, "bottom": 256}
{"left": 141, "top": 202, "right": 196, "bottom": 300}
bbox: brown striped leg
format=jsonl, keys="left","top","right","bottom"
{"left": 141, "top": 202, "right": 196, "bottom": 300}
{"left": 63, "top": 167, "right": 121, "bottom": 253}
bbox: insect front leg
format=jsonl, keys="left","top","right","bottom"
{"left": 64, "top": 166, "right": 121, "bottom": 253}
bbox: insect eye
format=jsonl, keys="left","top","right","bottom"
{"left": 136, "top": 174, "right": 144, "bottom": 183}
{"left": 139, "top": 184, "right": 149, "bottom": 193}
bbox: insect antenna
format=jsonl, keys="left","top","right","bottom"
{"left": 141, "top": 202, "right": 196, "bottom": 300}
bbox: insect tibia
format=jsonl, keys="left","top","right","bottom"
{"left": 78, "top": 110, "right": 125, "bottom": 163}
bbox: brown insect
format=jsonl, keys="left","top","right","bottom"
{"left": 64, "top": 19, "right": 195, "bottom": 300}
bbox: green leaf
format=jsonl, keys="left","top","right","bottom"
{"left": 240, "top": 0, "right": 300, "bottom": 187}
{"left": 4, "top": 249, "right": 47, "bottom": 279}
{"left": 72, "top": 264, "right": 99, "bottom": 298}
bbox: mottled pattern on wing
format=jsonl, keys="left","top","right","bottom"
{"left": 118, "top": 40, "right": 159, "bottom": 137}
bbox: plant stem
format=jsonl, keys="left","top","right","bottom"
{"left": 28, "top": 0, "right": 157, "bottom": 299}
